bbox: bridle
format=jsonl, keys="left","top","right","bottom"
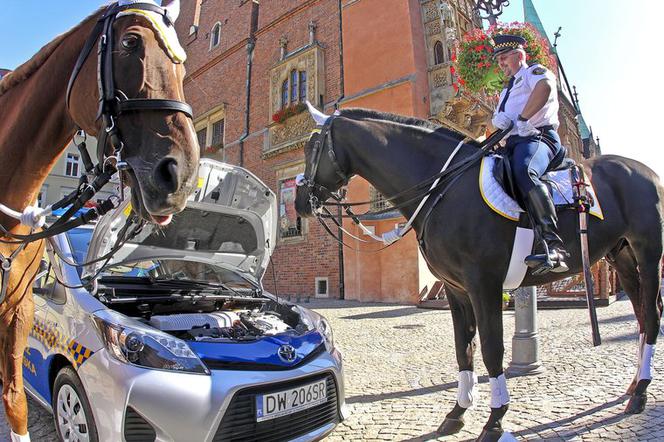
{"left": 296, "top": 114, "right": 514, "bottom": 250}
{"left": 66, "top": 1, "right": 193, "bottom": 196}
{"left": 296, "top": 116, "right": 349, "bottom": 215}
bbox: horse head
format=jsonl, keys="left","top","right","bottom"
{"left": 295, "top": 103, "right": 349, "bottom": 217}
{"left": 68, "top": 0, "right": 198, "bottom": 225}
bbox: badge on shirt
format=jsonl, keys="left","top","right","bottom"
{"left": 532, "top": 67, "right": 547, "bottom": 75}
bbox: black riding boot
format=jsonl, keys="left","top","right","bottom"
{"left": 523, "top": 184, "right": 570, "bottom": 275}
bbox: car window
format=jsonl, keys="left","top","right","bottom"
{"left": 66, "top": 227, "right": 93, "bottom": 265}
{"left": 33, "top": 249, "right": 56, "bottom": 297}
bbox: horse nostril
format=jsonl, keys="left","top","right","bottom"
{"left": 154, "top": 158, "right": 180, "bottom": 194}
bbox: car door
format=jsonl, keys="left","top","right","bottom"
{"left": 26, "top": 242, "right": 59, "bottom": 402}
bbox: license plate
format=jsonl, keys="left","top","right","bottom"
{"left": 255, "top": 379, "right": 327, "bottom": 422}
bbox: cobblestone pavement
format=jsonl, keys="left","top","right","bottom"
{"left": 2, "top": 296, "right": 663, "bottom": 441}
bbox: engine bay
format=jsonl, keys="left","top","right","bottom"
{"left": 96, "top": 286, "right": 305, "bottom": 342}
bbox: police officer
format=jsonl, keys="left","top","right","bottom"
{"left": 490, "top": 34, "right": 569, "bottom": 274}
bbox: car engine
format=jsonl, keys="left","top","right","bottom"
{"left": 148, "top": 309, "right": 295, "bottom": 342}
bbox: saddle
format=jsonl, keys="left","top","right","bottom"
{"left": 480, "top": 147, "right": 604, "bottom": 221}
{"left": 492, "top": 144, "right": 574, "bottom": 205}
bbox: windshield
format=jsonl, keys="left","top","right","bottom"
{"left": 100, "top": 258, "right": 255, "bottom": 289}
{"left": 66, "top": 227, "right": 94, "bottom": 276}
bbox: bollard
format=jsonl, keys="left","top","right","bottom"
{"left": 507, "top": 286, "right": 544, "bottom": 375}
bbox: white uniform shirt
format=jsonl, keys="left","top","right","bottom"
{"left": 496, "top": 63, "right": 559, "bottom": 137}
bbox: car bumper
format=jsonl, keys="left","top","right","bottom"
{"left": 77, "top": 347, "right": 345, "bottom": 442}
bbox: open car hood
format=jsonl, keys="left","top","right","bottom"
{"left": 83, "top": 159, "right": 277, "bottom": 286}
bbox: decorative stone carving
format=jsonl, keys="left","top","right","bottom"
{"left": 426, "top": 21, "right": 442, "bottom": 36}
{"left": 270, "top": 111, "right": 316, "bottom": 148}
{"left": 422, "top": 1, "right": 439, "bottom": 23}
{"left": 430, "top": 64, "right": 451, "bottom": 87}
{"left": 267, "top": 44, "right": 325, "bottom": 155}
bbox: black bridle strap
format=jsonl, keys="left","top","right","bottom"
{"left": 118, "top": 99, "right": 193, "bottom": 118}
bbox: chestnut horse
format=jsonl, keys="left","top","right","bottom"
{"left": 0, "top": 1, "right": 198, "bottom": 439}
{"left": 295, "top": 108, "right": 664, "bottom": 441}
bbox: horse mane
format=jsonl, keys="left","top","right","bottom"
{"left": 338, "top": 108, "right": 478, "bottom": 146}
{"left": 0, "top": 6, "right": 105, "bottom": 97}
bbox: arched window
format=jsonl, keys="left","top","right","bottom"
{"left": 434, "top": 41, "right": 445, "bottom": 65}
{"left": 290, "top": 70, "right": 298, "bottom": 104}
{"left": 210, "top": 23, "right": 221, "bottom": 49}
{"left": 298, "top": 71, "right": 307, "bottom": 102}
{"left": 281, "top": 80, "right": 289, "bottom": 109}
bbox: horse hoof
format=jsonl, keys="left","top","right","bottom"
{"left": 476, "top": 428, "right": 503, "bottom": 442}
{"left": 437, "top": 417, "right": 464, "bottom": 435}
{"left": 625, "top": 393, "right": 647, "bottom": 414}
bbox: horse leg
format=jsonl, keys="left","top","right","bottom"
{"left": 623, "top": 239, "right": 663, "bottom": 414}
{"left": 1, "top": 305, "right": 34, "bottom": 441}
{"left": 609, "top": 243, "right": 643, "bottom": 395}
{"left": 437, "top": 288, "right": 478, "bottom": 436}
{"left": 468, "top": 281, "right": 509, "bottom": 442}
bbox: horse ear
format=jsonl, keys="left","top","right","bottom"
{"left": 162, "top": 0, "right": 181, "bottom": 23}
{"left": 306, "top": 101, "right": 331, "bottom": 126}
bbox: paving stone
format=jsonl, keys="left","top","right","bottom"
{"left": 1, "top": 297, "right": 663, "bottom": 441}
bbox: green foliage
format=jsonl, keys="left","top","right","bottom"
{"left": 453, "top": 22, "right": 557, "bottom": 95}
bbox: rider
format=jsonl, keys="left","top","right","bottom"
{"left": 490, "top": 34, "right": 570, "bottom": 274}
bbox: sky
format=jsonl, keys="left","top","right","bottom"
{"left": 1, "top": 0, "right": 662, "bottom": 177}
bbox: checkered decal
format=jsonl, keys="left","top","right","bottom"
{"left": 30, "top": 318, "right": 94, "bottom": 368}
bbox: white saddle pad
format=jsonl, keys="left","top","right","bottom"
{"left": 479, "top": 156, "right": 603, "bottom": 221}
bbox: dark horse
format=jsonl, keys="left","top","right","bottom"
{"left": 0, "top": 1, "right": 198, "bottom": 437}
{"left": 295, "top": 108, "right": 664, "bottom": 441}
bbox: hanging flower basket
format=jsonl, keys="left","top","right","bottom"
{"left": 272, "top": 102, "right": 307, "bottom": 124}
{"left": 453, "top": 22, "right": 557, "bottom": 95}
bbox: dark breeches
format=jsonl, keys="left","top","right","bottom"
{"left": 507, "top": 128, "right": 562, "bottom": 197}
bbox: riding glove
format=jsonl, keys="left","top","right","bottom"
{"left": 517, "top": 119, "right": 539, "bottom": 137}
{"left": 491, "top": 112, "right": 513, "bottom": 130}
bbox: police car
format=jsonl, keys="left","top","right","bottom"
{"left": 27, "top": 159, "right": 346, "bottom": 441}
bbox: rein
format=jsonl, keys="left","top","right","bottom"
{"left": 299, "top": 115, "right": 513, "bottom": 249}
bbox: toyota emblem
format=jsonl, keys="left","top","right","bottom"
{"left": 278, "top": 344, "right": 297, "bottom": 363}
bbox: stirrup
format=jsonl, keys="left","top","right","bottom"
{"left": 525, "top": 242, "right": 569, "bottom": 275}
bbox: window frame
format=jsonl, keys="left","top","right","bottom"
{"left": 64, "top": 153, "right": 80, "bottom": 177}
{"left": 210, "top": 22, "right": 222, "bottom": 50}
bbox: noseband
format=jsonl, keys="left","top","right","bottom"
{"left": 66, "top": 2, "right": 193, "bottom": 181}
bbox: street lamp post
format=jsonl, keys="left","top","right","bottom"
{"left": 473, "top": 0, "right": 510, "bottom": 26}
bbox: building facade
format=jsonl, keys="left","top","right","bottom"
{"left": 176, "top": 0, "right": 594, "bottom": 303}
{"left": 176, "top": 0, "right": 344, "bottom": 299}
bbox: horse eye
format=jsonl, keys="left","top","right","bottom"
{"left": 121, "top": 34, "right": 140, "bottom": 50}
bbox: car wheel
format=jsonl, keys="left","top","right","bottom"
{"left": 52, "top": 366, "right": 99, "bottom": 442}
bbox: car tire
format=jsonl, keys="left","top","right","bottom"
{"left": 52, "top": 366, "right": 99, "bottom": 442}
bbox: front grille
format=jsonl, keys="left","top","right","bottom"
{"left": 203, "top": 344, "right": 326, "bottom": 371}
{"left": 213, "top": 373, "right": 339, "bottom": 442}
{"left": 124, "top": 406, "right": 156, "bottom": 442}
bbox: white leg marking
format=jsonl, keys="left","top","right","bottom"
{"left": 457, "top": 370, "right": 478, "bottom": 408}
{"left": 638, "top": 343, "right": 656, "bottom": 381}
{"left": 10, "top": 431, "right": 30, "bottom": 442}
{"left": 489, "top": 373, "right": 510, "bottom": 408}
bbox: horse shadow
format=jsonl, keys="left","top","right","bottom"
{"left": 398, "top": 396, "right": 631, "bottom": 441}
{"left": 340, "top": 307, "right": 432, "bottom": 320}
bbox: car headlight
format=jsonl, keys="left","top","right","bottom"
{"left": 294, "top": 306, "right": 335, "bottom": 352}
{"left": 92, "top": 310, "right": 209, "bottom": 375}
{"left": 317, "top": 317, "right": 335, "bottom": 352}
